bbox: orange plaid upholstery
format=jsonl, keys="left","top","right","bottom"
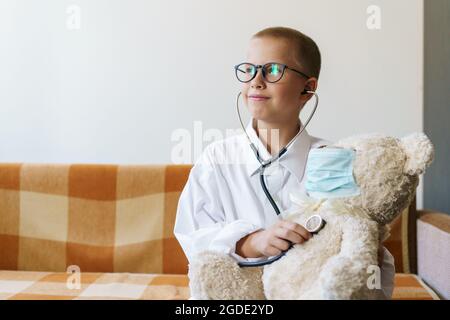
{"left": 392, "top": 274, "right": 440, "bottom": 300}
{"left": 383, "top": 207, "right": 410, "bottom": 273}
{"left": 0, "top": 163, "right": 191, "bottom": 275}
{"left": 0, "top": 270, "right": 190, "bottom": 300}
{"left": 0, "top": 270, "right": 438, "bottom": 300}
{"left": 0, "top": 163, "right": 441, "bottom": 300}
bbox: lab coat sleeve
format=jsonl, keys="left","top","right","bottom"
{"left": 379, "top": 246, "right": 396, "bottom": 299}
{"left": 173, "top": 147, "right": 262, "bottom": 263}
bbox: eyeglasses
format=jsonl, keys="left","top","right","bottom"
{"left": 234, "top": 62, "right": 311, "bottom": 83}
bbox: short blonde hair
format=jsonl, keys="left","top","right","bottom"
{"left": 252, "top": 26, "right": 322, "bottom": 79}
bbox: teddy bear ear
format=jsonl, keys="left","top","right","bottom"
{"left": 399, "top": 132, "right": 435, "bottom": 175}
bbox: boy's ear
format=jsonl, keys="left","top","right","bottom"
{"left": 301, "top": 78, "right": 317, "bottom": 95}
{"left": 400, "top": 132, "right": 434, "bottom": 175}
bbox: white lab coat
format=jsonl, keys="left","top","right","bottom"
{"left": 174, "top": 118, "right": 395, "bottom": 299}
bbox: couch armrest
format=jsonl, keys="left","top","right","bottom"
{"left": 417, "top": 210, "right": 450, "bottom": 299}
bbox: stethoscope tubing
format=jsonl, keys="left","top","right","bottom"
{"left": 236, "top": 90, "right": 319, "bottom": 267}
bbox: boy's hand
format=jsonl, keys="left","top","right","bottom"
{"left": 236, "top": 220, "right": 312, "bottom": 258}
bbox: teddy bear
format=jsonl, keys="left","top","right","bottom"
{"left": 187, "top": 132, "right": 434, "bottom": 300}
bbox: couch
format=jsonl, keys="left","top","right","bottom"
{"left": 0, "top": 163, "right": 447, "bottom": 300}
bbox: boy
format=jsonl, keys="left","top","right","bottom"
{"left": 174, "top": 26, "right": 395, "bottom": 299}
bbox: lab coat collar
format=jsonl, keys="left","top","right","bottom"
{"left": 244, "top": 118, "right": 312, "bottom": 183}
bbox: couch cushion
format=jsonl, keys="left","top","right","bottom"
{"left": 383, "top": 203, "right": 417, "bottom": 273}
{"left": 0, "top": 270, "right": 190, "bottom": 300}
{"left": 417, "top": 211, "right": 450, "bottom": 300}
{"left": 0, "top": 163, "right": 192, "bottom": 275}
{"left": 0, "top": 270, "right": 439, "bottom": 300}
{"left": 392, "top": 274, "right": 440, "bottom": 300}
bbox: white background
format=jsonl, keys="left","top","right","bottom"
{"left": 0, "top": 0, "right": 424, "bottom": 206}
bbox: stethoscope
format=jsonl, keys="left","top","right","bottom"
{"left": 236, "top": 90, "right": 326, "bottom": 267}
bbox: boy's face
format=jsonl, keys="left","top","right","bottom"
{"left": 241, "top": 36, "right": 317, "bottom": 125}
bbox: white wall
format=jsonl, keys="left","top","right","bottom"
{"left": 0, "top": 0, "right": 424, "bottom": 206}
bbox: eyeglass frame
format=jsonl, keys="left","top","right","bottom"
{"left": 234, "top": 62, "right": 311, "bottom": 83}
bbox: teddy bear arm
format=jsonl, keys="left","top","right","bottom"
{"left": 188, "top": 251, "right": 265, "bottom": 300}
{"left": 318, "top": 217, "right": 380, "bottom": 299}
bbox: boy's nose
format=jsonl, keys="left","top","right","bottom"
{"left": 250, "top": 68, "right": 266, "bottom": 88}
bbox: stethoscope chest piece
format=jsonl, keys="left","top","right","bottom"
{"left": 305, "top": 214, "right": 326, "bottom": 234}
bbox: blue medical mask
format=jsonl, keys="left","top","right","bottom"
{"left": 305, "top": 147, "right": 361, "bottom": 199}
